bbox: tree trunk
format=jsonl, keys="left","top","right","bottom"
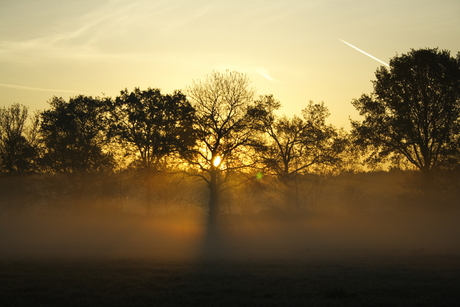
{"left": 203, "top": 166, "right": 223, "bottom": 259}
{"left": 208, "top": 166, "right": 220, "bottom": 232}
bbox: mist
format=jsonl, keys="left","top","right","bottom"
{"left": 1, "top": 170, "right": 459, "bottom": 261}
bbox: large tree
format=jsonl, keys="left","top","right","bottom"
{"left": 351, "top": 48, "right": 460, "bottom": 173}
{"left": 109, "top": 88, "right": 195, "bottom": 171}
{"left": 39, "top": 95, "right": 115, "bottom": 209}
{"left": 40, "top": 95, "right": 114, "bottom": 173}
{"left": 108, "top": 88, "right": 196, "bottom": 215}
{"left": 251, "top": 96, "right": 346, "bottom": 210}
{"left": 185, "top": 70, "right": 257, "bottom": 232}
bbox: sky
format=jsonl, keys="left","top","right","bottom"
{"left": 1, "top": 0, "right": 459, "bottom": 129}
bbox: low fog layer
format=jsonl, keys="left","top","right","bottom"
{"left": 1, "top": 171, "right": 459, "bottom": 260}
{"left": 1, "top": 209, "right": 459, "bottom": 260}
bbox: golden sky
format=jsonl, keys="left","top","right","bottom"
{"left": 1, "top": 0, "right": 459, "bottom": 129}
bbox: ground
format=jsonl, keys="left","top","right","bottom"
{"left": 1, "top": 254, "right": 460, "bottom": 307}
{"left": 1, "top": 210, "right": 460, "bottom": 306}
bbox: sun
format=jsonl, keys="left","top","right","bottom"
{"left": 212, "top": 156, "right": 222, "bottom": 167}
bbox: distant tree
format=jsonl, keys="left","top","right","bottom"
{"left": 109, "top": 88, "right": 195, "bottom": 171}
{"left": 251, "top": 96, "right": 347, "bottom": 210}
{"left": 185, "top": 70, "right": 257, "bottom": 233}
{"left": 0, "top": 104, "right": 39, "bottom": 174}
{"left": 351, "top": 48, "right": 460, "bottom": 173}
{"left": 40, "top": 95, "right": 114, "bottom": 174}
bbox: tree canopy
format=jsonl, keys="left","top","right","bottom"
{"left": 251, "top": 96, "right": 347, "bottom": 209}
{"left": 40, "top": 95, "right": 114, "bottom": 173}
{"left": 351, "top": 48, "right": 460, "bottom": 173}
{"left": 2, "top": 55, "right": 460, "bottom": 215}
{"left": 0, "top": 104, "right": 38, "bottom": 174}
{"left": 109, "top": 88, "right": 195, "bottom": 171}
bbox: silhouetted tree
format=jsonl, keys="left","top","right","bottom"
{"left": 39, "top": 95, "right": 116, "bottom": 210}
{"left": 108, "top": 88, "right": 196, "bottom": 214}
{"left": 0, "top": 104, "right": 39, "bottom": 174}
{"left": 185, "top": 70, "right": 257, "bottom": 233}
{"left": 251, "top": 96, "right": 347, "bottom": 210}
{"left": 351, "top": 48, "right": 460, "bottom": 173}
{"left": 40, "top": 95, "right": 114, "bottom": 173}
{"left": 109, "top": 88, "right": 195, "bottom": 171}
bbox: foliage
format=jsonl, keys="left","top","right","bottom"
{"left": 253, "top": 97, "right": 346, "bottom": 179}
{"left": 0, "top": 103, "right": 39, "bottom": 174}
{"left": 351, "top": 48, "right": 460, "bottom": 173}
{"left": 40, "top": 95, "right": 114, "bottom": 173}
{"left": 4, "top": 55, "right": 458, "bottom": 213}
{"left": 250, "top": 96, "right": 347, "bottom": 209}
{"left": 109, "top": 88, "right": 196, "bottom": 171}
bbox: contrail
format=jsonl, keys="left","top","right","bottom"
{"left": 340, "top": 39, "right": 389, "bottom": 67}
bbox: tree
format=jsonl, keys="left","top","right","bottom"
{"left": 185, "top": 70, "right": 257, "bottom": 233}
{"left": 40, "top": 95, "right": 114, "bottom": 173}
{"left": 109, "top": 88, "right": 195, "bottom": 171}
{"left": 0, "top": 104, "right": 39, "bottom": 174}
{"left": 351, "top": 48, "right": 460, "bottom": 173}
{"left": 251, "top": 96, "right": 346, "bottom": 210}
{"left": 108, "top": 88, "right": 196, "bottom": 215}
{"left": 39, "top": 95, "right": 116, "bottom": 210}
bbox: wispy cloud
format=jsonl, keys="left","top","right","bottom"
{"left": 255, "top": 67, "right": 278, "bottom": 82}
{"left": 0, "top": 1, "right": 143, "bottom": 58}
{"left": 0, "top": 82, "right": 81, "bottom": 94}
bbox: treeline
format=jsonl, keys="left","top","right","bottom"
{"left": 1, "top": 48, "right": 459, "bottom": 215}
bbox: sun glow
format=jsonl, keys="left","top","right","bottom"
{"left": 212, "top": 156, "right": 222, "bottom": 167}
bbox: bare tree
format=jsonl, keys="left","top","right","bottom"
{"left": 251, "top": 96, "right": 347, "bottom": 210}
{"left": 185, "top": 70, "right": 257, "bottom": 233}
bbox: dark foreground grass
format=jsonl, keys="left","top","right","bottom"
{"left": 1, "top": 254, "right": 460, "bottom": 307}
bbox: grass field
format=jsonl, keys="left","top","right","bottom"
{"left": 1, "top": 210, "right": 460, "bottom": 306}
{"left": 1, "top": 254, "right": 460, "bottom": 307}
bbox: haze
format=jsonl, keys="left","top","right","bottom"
{"left": 1, "top": 171, "right": 459, "bottom": 260}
